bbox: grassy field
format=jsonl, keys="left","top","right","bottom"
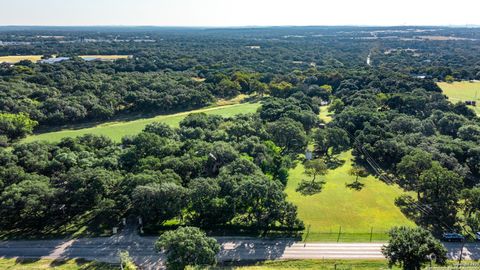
{"left": 24, "top": 103, "right": 260, "bottom": 143}
{"left": 285, "top": 151, "right": 414, "bottom": 242}
{"left": 0, "top": 55, "right": 130, "bottom": 63}
{"left": 0, "top": 258, "right": 116, "bottom": 270}
{"left": 0, "top": 55, "right": 43, "bottom": 63}
{"left": 438, "top": 81, "right": 480, "bottom": 115}
{"left": 319, "top": 105, "right": 333, "bottom": 123}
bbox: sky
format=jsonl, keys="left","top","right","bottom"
{"left": 0, "top": 0, "right": 479, "bottom": 27}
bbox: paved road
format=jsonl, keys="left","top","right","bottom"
{"left": 1, "top": 234, "right": 479, "bottom": 269}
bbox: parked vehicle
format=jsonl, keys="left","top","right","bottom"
{"left": 442, "top": 233, "right": 464, "bottom": 242}
{"left": 475, "top": 232, "right": 480, "bottom": 241}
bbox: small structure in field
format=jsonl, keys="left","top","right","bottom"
{"left": 305, "top": 150, "right": 313, "bottom": 160}
{"left": 465, "top": 100, "right": 477, "bottom": 106}
{"left": 39, "top": 57, "right": 70, "bottom": 64}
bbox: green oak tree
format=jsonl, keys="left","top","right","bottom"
{"left": 0, "top": 113, "right": 38, "bottom": 141}
{"left": 382, "top": 226, "right": 447, "bottom": 270}
{"left": 155, "top": 226, "right": 220, "bottom": 270}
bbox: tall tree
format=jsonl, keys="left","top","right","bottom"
{"left": 397, "top": 150, "right": 433, "bottom": 197}
{"left": 0, "top": 113, "right": 38, "bottom": 141}
{"left": 132, "top": 182, "right": 187, "bottom": 225}
{"left": 418, "top": 162, "right": 463, "bottom": 230}
{"left": 155, "top": 227, "right": 220, "bottom": 270}
{"left": 267, "top": 118, "right": 307, "bottom": 155}
{"left": 382, "top": 226, "right": 447, "bottom": 270}
{"left": 304, "top": 159, "right": 328, "bottom": 183}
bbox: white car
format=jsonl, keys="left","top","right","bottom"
{"left": 476, "top": 232, "right": 480, "bottom": 241}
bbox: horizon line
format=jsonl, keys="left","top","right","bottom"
{"left": 1, "top": 24, "right": 480, "bottom": 28}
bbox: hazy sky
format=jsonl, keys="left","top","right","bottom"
{"left": 1, "top": 0, "right": 479, "bottom": 26}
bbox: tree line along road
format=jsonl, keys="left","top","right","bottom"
{"left": 0, "top": 235, "right": 479, "bottom": 270}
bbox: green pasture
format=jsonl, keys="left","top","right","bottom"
{"left": 24, "top": 103, "right": 260, "bottom": 143}
{"left": 438, "top": 81, "right": 480, "bottom": 115}
{"left": 0, "top": 55, "right": 130, "bottom": 63}
{"left": 285, "top": 151, "right": 415, "bottom": 242}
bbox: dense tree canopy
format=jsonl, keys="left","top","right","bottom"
{"left": 1, "top": 26, "right": 480, "bottom": 242}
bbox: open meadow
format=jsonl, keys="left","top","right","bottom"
{"left": 438, "top": 81, "right": 480, "bottom": 115}
{"left": 319, "top": 105, "right": 333, "bottom": 123}
{"left": 0, "top": 55, "right": 131, "bottom": 63}
{"left": 285, "top": 151, "right": 415, "bottom": 242}
{"left": 24, "top": 102, "right": 260, "bottom": 143}
{"left": 0, "top": 55, "right": 43, "bottom": 63}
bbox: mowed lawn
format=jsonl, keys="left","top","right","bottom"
{"left": 438, "top": 81, "right": 480, "bottom": 115}
{"left": 286, "top": 151, "right": 414, "bottom": 242}
{"left": 24, "top": 103, "right": 260, "bottom": 143}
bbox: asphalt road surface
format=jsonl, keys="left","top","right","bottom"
{"left": 1, "top": 233, "right": 479, "bottom": 269}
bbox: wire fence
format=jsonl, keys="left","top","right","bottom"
{"left": 425, "top": 264, "right": 480, "bottom": 270}
{"left": 304, "top": 226, "right": 389, "bottom": 242}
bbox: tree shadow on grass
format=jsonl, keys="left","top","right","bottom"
{"left": 15, "top": 258, "right": 42, "bottom": 265}
{"left": 50, "top": 259, "right": 70, "bottom": 268}
{"left": 325, "top": 156, "right": 345, "bottom": 170}
{"left": 345, "top": 181, "right": 365, "bottom": 191}
{"left": 395, "top": 195, "right": 420, "bottom": 222}
{"left": 296, "top": 180, "right": 325, "bottom": 196}
{"left": 50, "top": 259, "right": 115, "bottom": 270}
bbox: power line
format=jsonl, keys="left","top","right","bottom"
{"left": 342, "top": 129, "right": 457, "bottom": 233}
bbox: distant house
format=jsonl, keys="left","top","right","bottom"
{"left": 411, "top": 74, "right": 428, "bottom": 79}
{"left": 81, "top": 55, "right": 132, "bottom": 62}
{"left": 39, "top": 57, "right": 70, "bottom": 64}
{"left": 82, "top": 57, "right": 107, "bottom": 62}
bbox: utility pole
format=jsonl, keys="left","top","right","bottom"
{"left": 304, "top": 224, "right": 310, "bottom": 247}
{"left": 458, "top": 225, "right": 471, "bottom": 269}
{"left": 458, "top": 241, "right": 465, "bottom": 269}
{"left": 458, "top": 236, "right": 466, "bottom": 269}
{"left": 337, "top": 226, "right": 342, "bottom": 243}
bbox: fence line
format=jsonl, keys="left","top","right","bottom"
{"left": 305, "top": 226, "right": 390, "bottom": 242}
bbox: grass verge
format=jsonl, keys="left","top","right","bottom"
{"left": 213, "top": 259, "right": 399, "bottom": 270}
{"left": 0, "top": 258, "right": 117, "bottom": 270}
